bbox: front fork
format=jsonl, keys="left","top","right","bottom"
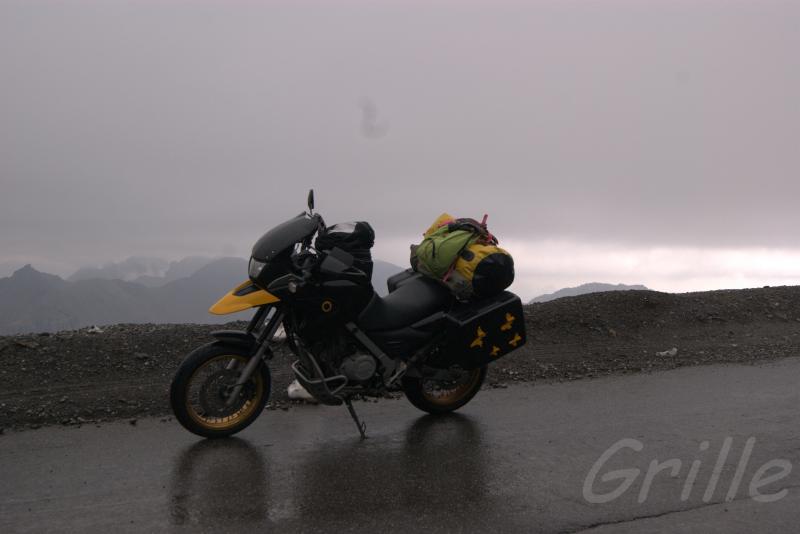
{"left": 225, "top": 305, "right": 284, "bottom": 405}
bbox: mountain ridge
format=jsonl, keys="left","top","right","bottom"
{"left": 0, "top": 258, "right": 405, "bottom": 335}
{"left": 529, "top": 282, "right": 649, "bottom": 303}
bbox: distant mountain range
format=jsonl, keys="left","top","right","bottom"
{"left": 529, "top": 283, "right": 649, "bottom": 303}
{"left": 0, "top": 258, "right": 404, "bottom": 335}
{"left": 68, "top": 256, "right": 216, "bottom": 287}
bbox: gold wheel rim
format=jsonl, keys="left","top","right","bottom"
{"left": 185, "top": 354, "right": 265, "bottom": 430}
{"left": 421, "top": 368, "right": 482, "bottom": 407}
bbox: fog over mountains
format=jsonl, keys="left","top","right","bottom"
{"left": 0, "top": 258, "right": 404, "bottom": 335}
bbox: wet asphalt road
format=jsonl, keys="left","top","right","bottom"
{"left": 3, "top": 359, "right": 800, "bottom": 533}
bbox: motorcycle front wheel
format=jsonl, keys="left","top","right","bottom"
{"left": 170, "top": 343, "right": 271, "bottom": 439}
{"left": 402, "top": 365, "right": 487, "bottom": 415}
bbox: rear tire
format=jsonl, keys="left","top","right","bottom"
{"left": 402, "top": 365, "right": 487, "bottom": 415}
{"left": 170, "top": 342, "right": 271, "bottom": 439}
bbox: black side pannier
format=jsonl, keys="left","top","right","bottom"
{"left": 315, "top": 221, "right": 375, "bottom": 279}
{"left": 441, "top": 291, "right": 526, "bottom": 369}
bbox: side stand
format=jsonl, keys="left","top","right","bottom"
{"left": 344, "top": 398, "right": 367, "bottom": 439}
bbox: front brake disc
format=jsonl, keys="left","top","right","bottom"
{"left": 199, "top": 369, "right": 244, "bottom": 417}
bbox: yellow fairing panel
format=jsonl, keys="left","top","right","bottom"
{"left": 209, "top": 280, "right": 280, "bottom": 315}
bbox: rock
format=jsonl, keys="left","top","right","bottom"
{"left": 129, "top": 419, "right": 137, "bottom": 426}
{"left": 287, "top": 380, "right": 317, "bottom": 402}
{"left": 86, "top": 325, "right": 104, "bottom": 334}
{"left": 13, "top": 340, "right": 39, "bottom": 349}
{"left": 655, "top": 347, "right": 679, "bottom": 357}
{"left": 133, "top": 353, "right": 150, "bottom": 361}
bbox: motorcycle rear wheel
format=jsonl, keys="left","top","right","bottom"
{"left": 170, "top": 343, "right": 271, "bottom": 439}
{"left": 402, "top": 365, "right": 487, "bottom": 415}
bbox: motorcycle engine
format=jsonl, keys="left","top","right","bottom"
{"left": 303, "top": 330, "right": 377, "bottom": 385}
{"left": 339, "top": 354, "right": 377, "bottom": 384}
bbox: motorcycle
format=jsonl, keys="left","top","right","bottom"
{"left": 170, "top": 190, "right": 527, "bottom": 439}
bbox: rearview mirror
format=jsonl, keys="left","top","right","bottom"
{"left": 307, "top": 189, "right": 315, "bottom": 212}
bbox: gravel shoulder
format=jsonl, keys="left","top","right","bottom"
{"left": 2, "top": 285, "right": 799, "bottom": 431}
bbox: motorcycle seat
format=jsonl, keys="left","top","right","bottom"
{"left": 358, "top": 275, "right": 452, "bottom": 332}
{"left": 386, "top": 268, "right": 420, "bottom": 293}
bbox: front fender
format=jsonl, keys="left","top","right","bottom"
{"left": 210, "top": 330, "right": 258, "bottom": 351}
{"left": 209, "top": 280, "right": 280, "bottom": 315}
{"left": 209, "top": 332, "right": 275, "bottom": 361}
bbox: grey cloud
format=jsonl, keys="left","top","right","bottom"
{"left": 1, "top": 0, "right": 799, "bottom": 273}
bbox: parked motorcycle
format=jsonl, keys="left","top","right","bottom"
{"left": 170, "top": 191, "right": 527, "bottom": 438}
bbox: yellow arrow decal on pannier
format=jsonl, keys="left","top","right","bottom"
{"left": 500, "top": 313, "right": 516, "bottom": 331}
{"left": 470, "top": 326, "right": 487, "bottom": 348}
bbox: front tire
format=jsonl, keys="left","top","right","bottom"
{"left": 170, "top": 342, "right": 271, "bottom": 439}
{"left": 402, "top": 365, "right": 487, "bottom": 415}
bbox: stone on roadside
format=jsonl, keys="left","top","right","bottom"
{"left": 655, "top": 347, "right": 678, "bottom": 357}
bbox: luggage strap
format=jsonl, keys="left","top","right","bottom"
{"left": 447, "top": 216, "right": 498, "bottom": 245}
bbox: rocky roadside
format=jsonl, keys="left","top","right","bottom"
{"left": 1, "top": 285, "right": 800, "bottom": 432}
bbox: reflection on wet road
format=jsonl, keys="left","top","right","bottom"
{"left": 168, "top": 414, "right": 492, "bottom": 532}
{"left": 4, "top": 360, "right": 800, "bottom": 533}
{"left": 169, "top": 438, "right": 272, "bottom": 529}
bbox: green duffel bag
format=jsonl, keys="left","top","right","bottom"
{"left": 411, "top": 213, "right": 515, "bottom": 300}
{"left": 411, "top": 214, "right": 513, "bottom": 297}
{"left": 411, "top": 224, "right": 478, "bottom": 279}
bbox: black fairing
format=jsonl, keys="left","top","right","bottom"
{"left": 281, "top": 270, "right": 375, "bottom": 347}
{"left": 251, "top": 214, "right": 318, "bottom": 261}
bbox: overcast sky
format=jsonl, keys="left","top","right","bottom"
{"left": 1, "top": 0, "right": 798, "bottom": 299}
